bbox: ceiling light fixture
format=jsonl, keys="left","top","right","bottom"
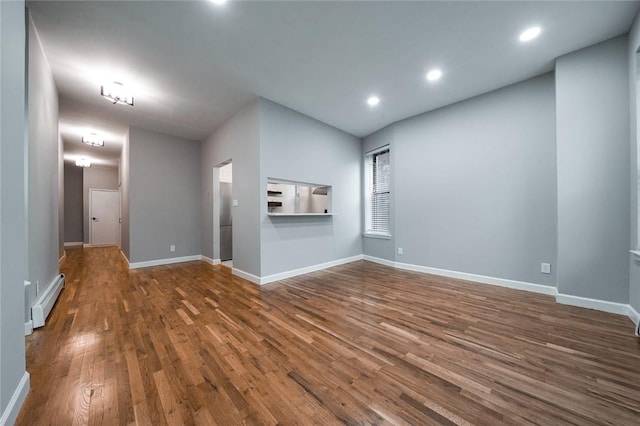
{"left": 82, "top": 133, "right": 104, "bottom": 147}
{"left": 100, "top": 82, "right": 134, "bottom": 106}
{"left": 210, "top": 0, "right": 227, "bottom": 5}
{"left": 426, "top": 69, "right": 443, "bottom": 82}
{"left": 75, "top": 158, "right": 91, "bottom": 168}
{"left": 367, "top": 96, "right": 380, "bottom": 107}
{"left": 519, "top": 26, "right": 541, "bottom": 42}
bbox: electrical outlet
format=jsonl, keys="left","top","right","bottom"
{"left": 170, "top": 245, "right": 176, "bottom": 252}
{"left": 398, "top": 247, "right": 403, "bottom": 255}
{"left": 232, "top": 199, "right": 239, "bottom": 207}
{"left": 541, "top": 263, "right": 551, "bottom": 274}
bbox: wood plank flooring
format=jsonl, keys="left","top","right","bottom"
{"left": 16, "top": 247, "right": 640, "bottom": 425}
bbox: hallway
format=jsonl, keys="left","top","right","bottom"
{"left": 16, "top": 247, "right": 640, "bottom": 425}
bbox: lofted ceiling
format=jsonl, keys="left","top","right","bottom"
{"left": 28, "top": 0, "right": 640, "bottom": 166}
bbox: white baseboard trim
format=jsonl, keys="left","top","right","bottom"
{"left": 363, "top": 255, "right": 396, "bottom": 268}
{"left": 201, "top": 256, "right": 220, "bottom": 265}
{"left": 24, "top": 320, "right": 33, "bottom": 336}
{"left": 626, "top": 304, "right": 639, "bottom": 328}
{"left": 363, "top": 255, "right": 639, "bottom": 333}
{"left": 58, "top": 252, "right": 66, "bottom": 265}
{"left": 129, "top": 255, "right": 202, "bottom": 269}
{"left": 0, "top": 371, "right": 30, "bottom": 426}
{"left": 64, "top": 242, "right": 83, "bottom": 247}
{"left": 83, "top": 243, "right": 91, "bottom": 248}
{"left": 119, "top": 249, "right": 130, "bottom": 267}
{"left": 259, "top": 254, "right": 364, "bottom": 285}
{"left": 232, "top": 267, "right": 261, "bottom": 284}
{"left": 555, "top": 294, "right": 630, "bottom": 316}
{"left": 364, "top": 255, "right": 557, "bottom": 296}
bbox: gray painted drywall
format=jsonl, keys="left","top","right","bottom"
{"left": 0, "top": 0, "right": 28, "bottom": 421}
{"left": 259, "top": 99, "right": 362, "bottom": 276}
{"left": 27, "top": 13, "right": 60, "bottom": 321}
{"left": 82, "top": 165, "right": 118, "bottom": 244}
{"left": 389, "top": 74, "right": 557, "bottom": 287}
{"left": 129, "top": 127, "right": 201, "bottom": 263}
{"left": 362, "top": 125, "right": 396, "bottom": 262}
{"left": 628, "top": 13, "right": 640, "bottom": 313}
{"left": 58, "top": 134, "right": 64, "bottom": 259}
{"left": 556, "top": 36, "right": 630, "bottom": 303}
{"left": 201, "top": 100, "right": 261, "bottom": 276}
{"left": 64, "top": 161, "right": 83, "bottom": 243}
{"left": 120, "top": 129, "right": 130, "bottom": 260}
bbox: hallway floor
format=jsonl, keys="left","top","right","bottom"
{"left": 16, "top": 246, "right": 640, "bottom": 425}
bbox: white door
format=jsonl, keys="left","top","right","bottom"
{"left": 90, "top": 189, "right": 120, "bottom": 246}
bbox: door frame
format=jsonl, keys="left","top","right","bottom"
{"left": 89, "top": 188, "right": 121, "bottom": 247}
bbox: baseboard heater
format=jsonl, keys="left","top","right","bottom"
{"left": 31, "top": 274, "right": 65, "bottom": 328}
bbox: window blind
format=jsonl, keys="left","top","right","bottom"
{"left": 370, "top": 148, "right": 390, "bottom": 234}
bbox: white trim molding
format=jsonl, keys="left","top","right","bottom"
{"left": 120, "top": 249, "right": 130, "bottom": 267}
{"left": 232, "top": 267, "right": 262, "bottom": 285}
{"left": 631, "top": 250, "right": 640, "bottom": 260}
{"left": 58, "top": 251, "right": 66, "bottom": 265}
{"left": 555, "top": 293, "right": 630, "bottom": 316}
{"left": 0, "top": 371, "right": 30, "bottom": 426}
{"left": 24, "top": 320, "right": 33, "bottom": 336}
{"left": 128, "top": 255, "right": 202, "bottom": 269}
{"left": 363, "top": 255, "right": 638, "bottom": 333}
{"left": 201, "top": 256, "right": 221, "bottom": 266}
{"left": 259, "top": 255, "right": 364, "bottom": 285}
{"left": 64, "top": 241, "right": 83, "bottom": 247}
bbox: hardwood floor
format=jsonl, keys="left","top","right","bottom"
{"left": 16, "top": 247, "right": 640, "bottom": 425}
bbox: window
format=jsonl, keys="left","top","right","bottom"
{"left": 365, "top": 146, "right": 391, "bottom": 237}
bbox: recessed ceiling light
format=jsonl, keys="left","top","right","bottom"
{"left": 367, "top": 96, "right": 380, "bottom": 107}
{"left": 75, "top": 157, "right": 91, "bottom": 168}
{"left": 82, "top": 133, "right": 104, "bottom": 147}
{"left": 210, "top": 0, "right": 227, "bottom": 5}
{"left": 426, "top": 69, "right": 443, "bottom": 82}
{"left": 519, "top": 26, "right": 541, "bottom": 42}
{"left": 101, "top": 82, "right": 134, "bottom": 106}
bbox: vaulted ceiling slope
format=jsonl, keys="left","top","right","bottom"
{"left": 29, "top": 0, "right": 640, "bottom": 144}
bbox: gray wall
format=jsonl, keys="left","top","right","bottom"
{"left": 556, "top": 36, "right": 630, "bottom": 303}
{"left": 27, "top": 13, "right": 60, "bottom": 321}
{"left": 82, "top": 165, "right": 118, "bottom": 244}
{"left": 0, "top": 0, "right": 28, "bottom": 422}
{"left": 121, "top": 129, "right": 130, "bottom": 259}
{"left": 362, "top": 125, "right": 396, "bottom": 262}
{"left": 628, "top": 13, "right": 640, "bottom": 312}
{"left": 367, "top": 74, "right": 557, "bottom": 287}
{"left": 64, "top": 161, "right": 83, "bottom": 243}
{"left": 259, "top": 99, "right": 362, "bottom": 276}
{"left": 201, "top": 100, "right": 261, "bottom": 276}
{"left": 129, "top": 127, "right": 201, "bottom": 263}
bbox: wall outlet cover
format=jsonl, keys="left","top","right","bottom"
{"left": 541, "top": 263, "right": 551, "bottom": 274}
{"left": 170, "top": 245, "right": 176, "bottom": 252}
{"left": 397, "top": 248, "right": 403, "bottom": 255}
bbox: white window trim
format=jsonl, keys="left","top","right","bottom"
{"left": 364, "top": 145, "right": 391, "bottom": 237}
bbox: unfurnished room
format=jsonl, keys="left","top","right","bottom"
{"left": 1, "top": 0, "right": 640, "bottom": 424}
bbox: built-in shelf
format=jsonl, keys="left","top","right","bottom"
{"left": 631, "top": 250, "right": 640, "bottom": 259}
{"left": 268, "top": 213, "right": 332, "bottom": 216}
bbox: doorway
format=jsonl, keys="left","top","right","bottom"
{"left": 218, "top": 162, "right": 233, "bottom": 266}
{"left": 90, "top": 189, "right": 120, "bottom": 246}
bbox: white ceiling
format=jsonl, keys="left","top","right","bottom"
{"left": 28, "top": 0, "right": 640, "bottom": 165}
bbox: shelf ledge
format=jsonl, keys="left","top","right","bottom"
{"left": 267, "top": 213, "right": 332, "bottom": 217}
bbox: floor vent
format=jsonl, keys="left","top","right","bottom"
{"left": 31, "top": 274, "right": 65, "bottom": 328}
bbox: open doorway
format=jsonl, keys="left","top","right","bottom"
{"left": 218, "top": 162, "right": 233, "bottom": 267}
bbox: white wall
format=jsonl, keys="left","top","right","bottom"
{"left": 129, "top": 127, "right": 202, "bottom": 263}
{"left": 556, "top": 36, "right": 630, "bottom": 303}
{"left": 259, "top": 99, "right": 362, "bottom": 277}
{"left": 26, "top": 13, "right": 61, "bottom": 321}
{"left": 201, "top": 100, "right": 261, "bottom": 275}
{"left": 363, "top": 74, "right": 557, "bottom": 287}
{"left": 0, "top": 1, "right": 29, "bottom": 423}
{"left": 82, "top": 165, "right": 118, "bottom": 244}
